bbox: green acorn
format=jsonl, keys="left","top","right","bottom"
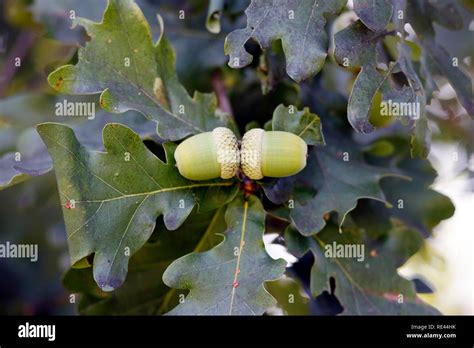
{"left": 174, "top": 127, "right": 240, "bottom": 181}
{"left": 241, "top": 128, "right": 307, "bottom": 180}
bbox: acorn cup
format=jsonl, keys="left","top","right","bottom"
{"left": 174, "top": 127, "right": 240, "bottom": 181}
{"left": 240, "top": 128, "right": 307, "bottom": 180}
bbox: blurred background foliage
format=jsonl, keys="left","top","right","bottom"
{"left": 0, "top": 0, "right": 472, "bottom": 315}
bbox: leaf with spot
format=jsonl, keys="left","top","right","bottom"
{"left": 38, "top": 122, "right": 238, "bottom": 291}
{"left": 286, "top": 221, "right": 440, "bottom": 315}
{"left": 47, "top": 0, "right": 234, "bottom": 141}
{"left": 163, "top": 195, "right": 286, "bottom": 315}
{"left": 225, "top": 0, "right": 346, "bottom": 82}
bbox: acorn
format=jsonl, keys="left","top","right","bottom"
{"left": 240, "top": 128, "right": 307, "bottom": 180}
{"left": 174, "top": 127, "right": 240, "bottom": 181}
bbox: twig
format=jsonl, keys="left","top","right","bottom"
{"left": 211, "top": 69, "right": 233, "bottom": 117}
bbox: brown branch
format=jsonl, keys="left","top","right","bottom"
{"left": 211, "top": 69, "right": 233, "bottom": 117}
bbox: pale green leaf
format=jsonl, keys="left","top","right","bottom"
{"left": 163, "top": 195, "right": 286, "bottom": 315}
{"left": 271, "top": 104, "right": 325, "bottom": 146}
{"left": 206, "top": 0, "right": 224, "bottom": 34}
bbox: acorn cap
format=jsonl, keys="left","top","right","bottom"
{"left": 212, "top": 127, "right": 240, "bottom": 179}
{"left": 241, "top": 128, "right": 264, "bottom": 180}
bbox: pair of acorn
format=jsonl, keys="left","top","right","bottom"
{"left": 174, "top": 127, "right": 307, "bottom": 181}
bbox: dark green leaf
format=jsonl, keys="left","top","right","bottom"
{"left": 397, "top": 42, "right": 430, "bottom": 158}
{"left": 362, "top": 134, "right": 455, "bottom": 237}
{"left": 286, "top": 222, "right": 440, "bottom": 315}
{"left": 266, "top": 277, "right": 311, "bottom": 315}
{"left": 334, "top": 18, "right": 432, "bottom": 157}
{"left": 381, "top": 178, "right": 455, "bottom": 237}
{"left": 406, "top": 0, "right": 474, "bottom": 116}
{"left": 392, "top": 0, "right": 429, "bottom": 158}
{"left": 334, "top": 20, "right": 390, "bottom": 133}
{"left": 353, "top": 0, "right": 392, "bottom": 32}
{"left": 289, "top": 147, "right": 404, "bottom": 235}
{"left": 225, "top": 0, "right": 346, "bottom": 82}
